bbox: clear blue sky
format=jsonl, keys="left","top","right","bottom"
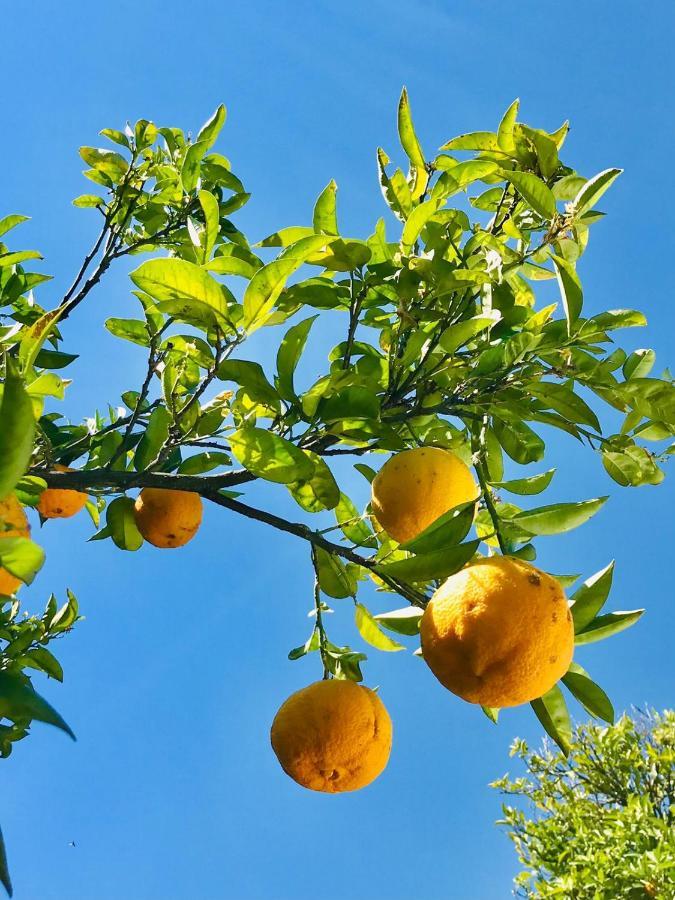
{"left": 2, "top": 2, "right": 674, "bottom": 898}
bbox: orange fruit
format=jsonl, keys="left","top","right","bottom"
{"left": 0, "top": 493, "right": 30, "bottom": 596}
{"left": 133, "top": 488, "right": 202, "bottom": 548}
{"left": 371, "top": 446, "right": 478, "bottom": 544}
{"left": 270, "top": 679, "right": 392, "bottom": 793}
{"left": 37, "top": 465, "right": 88, "bottom": 519}
{"left": 420, "top": 556, "right": 574, "bottom": 708}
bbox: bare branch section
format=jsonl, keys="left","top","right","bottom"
{"left": 30, "top": 468, "right": 428, "bottom": 608}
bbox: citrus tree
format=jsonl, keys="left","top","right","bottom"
{"left": 1, "top": 92, "right": 673, "bottom": 894}
{"left": 492, "top": 710, "right": 675, "bottom": 898}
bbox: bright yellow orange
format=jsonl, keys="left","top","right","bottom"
{"left": 0, "top": 494, "right": 30, "bottom": 596}
{"left": 133, "top": 488, "right": 202, "bottom": 548}
{"left": 371, "top": 446, "right": 479, "bottom": 544}
{"left": 270, "top": 679, "right": 392, "bottom": 793}
{"left": 420, "top": 556, "right": 574, "bottom": 708}
{"left": 37, "top": 465, "right": 88, "bottom": 519}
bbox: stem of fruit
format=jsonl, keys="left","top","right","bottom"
{"left": 472, "top": 417, "right": 508, "bottom": 556}
{"left": 310, "top": 547, "right": 330, "bottom": 679}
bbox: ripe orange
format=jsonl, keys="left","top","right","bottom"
{"left": 371, "top": 446, "right": 478, "bottom": 544}
{"left": 270, "top": 679, "right": 392, "bottom": 793}
{"left": 420, "top": 556, "right": 574, "bottom": 708}
{"left": 0, "top": 493, "right": 30, "bottom": 596}
{"left": 133, "top": 487, "right": 202, "bottom": 548}
{"left": 37, "top": 465, "right": 88, "bottom": 519}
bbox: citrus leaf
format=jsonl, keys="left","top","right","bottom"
{"left": 399, "top": 501, "right": 475, "bottom": 554}
{"left": 509, "top": 497, "right": 608, "bottom": 535}
{"left": 355, "top": 603, "right": 405, "bottom": 651}
{"left": 315, "top": 547, "right": 355, "bottom": 599}
{"left": 313, "top": 180, "right": 338, "bottom": 235}
{"left": 276, "top": 315, "right": 318, "bottom": 401}
{"left": 562, "top": 662, "right": 614, "bottom": 723}
{"left": 531, "top": 685, "right": 571, "bottom": 755}
{"left": 374, "top": 607, "right": 423, "bottom": 636}
{"left": 490, "top": 469, "right": 555, "bottom": 496}
{"left": 503, "top": 170, "right": 557, "bottom": 219}
{"left": 0, "top": 359, "right": 36, "bottom": 501}
{"left": 551, "top": 254, "right": 583, "bottom": 330}
{"left": 570, "top": 561, "right": 614, "bottom": 633}
{"left": 106, "top": 497, "right": 143, "bottom": 551}
{"left": 397, "top": 87, "right": 428, "bottom": 200}
{"left": 573, "top": 168, "right": 622, "bottom": 216}
{"left": 0, "top": 671, "right": 75, "bottom": 740}
{"left": 0, "top": 538, "right": 45, "bottom": 586}
{"left": 574, "top": 609, "right": 644, "bottom": 645}
{"left": 229, "top": 427, "right": 314, "bottom": 484}
{"left": 375, "top": 539, "right": 479, "bottom": 583}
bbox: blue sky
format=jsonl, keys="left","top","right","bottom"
{"left": 2, "top": 2, "right": 674, "bottom": 898}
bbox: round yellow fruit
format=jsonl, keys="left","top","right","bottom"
{"left": 420, "top": 556, "right": 574, "bottom": 708}
{"left": 133, "top": 487, "right": 202, "bottom": 548}
{"left": 371, "top": 446, "right": 478, "bottom": 544}
{"left": 37, "top": 465, "right": 88, "bottom": 519}
{"left": 270, "top": 679, "right": 392, "bottom": 793}
{"left": 0, "top": 493, "right": 30, "bottom": 596}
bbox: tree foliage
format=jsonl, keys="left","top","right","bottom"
{"left": 492, "top": 711, "right": 675, "bottom": 898}
{"left": 0, "top": 92, "right": 674, "bottom": 894}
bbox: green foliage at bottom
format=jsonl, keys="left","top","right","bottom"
{"left": 492, "top": 711, "right": 675, "bottom": 899}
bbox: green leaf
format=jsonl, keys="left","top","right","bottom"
{"left": 530, "top": 381, "right": 600, "bottom": 431}
{"left": 374, "top": 606, "right": 422, "bottom": 636}
{"left": 0, "top": 359, "right": 36, "bottom": 500}
{"left": 562, "top": 662, "right": 614, "bottom": 723}
{"left": 288, "top": 451, "right": 340, "bottom": 512}
{"left": 375, "top": 539, "right": 479, "bottom": 583}
{"left": 104, "top": 317, "right": 149, "bottom": 347}
{"left": 400, "top": 198, "right": 440, "bottom": 252}
{"left": 397, "top": 87, "right": 428, "bottom": 200}
{"left": 181, "top": 140, "right": 208, "bottom": 192}
{"left": 276, "top": 315, "right": 317, "bottom": 401}
{"left": 229, "top": 427, "right": 314, "bottom": 484}
{"left": 178, "top": 451, "right": 231, "bottom": 475}
{"left": 0, "top": 213, "right": 29, "bottom": 238}
{"left": 0, "top": 538, "right": 45, "bottom": 586}
{"left": 106, "top": 497, "right": 143, "bottom": 551}
{"left": 242, "top": 235, "right": 333, "bottom": 330}
{"left": 216, "top": 359, "right": 278, "bottom": 406}
{"left": 491, "top": 469, "right": 555, "bottom": 496}
{"left": 315, "top": 547, "right": 355, "bottom": 599}
{"left": 493, "top": 417, "right": 545, "bottom": 465}
{"left": 508, "top": 497, "right": 608, "bottom": 536}
{"left": 623, "top": 349, "right": 655, "bottom": 381}
{"left": 355, "top": 603, "right": 405, "bottom": 651}
{"left": 438, "top": 314, "right": 499, "bottom": 354}
{"left": 441, "top": 132, "right": 500, "bottom": 152}
{"left": 0, "top": 671, "right": 75, "bottom": 740}
{"left": 503, "top": 170, "right": 557, "bottom": 219}
{"left": 197, "top": 104, "right": 226, "bottom": 150}
{"left": 72, "top": 194, "right": 104, "bottom": 208}
{"left": 399, "top": 501, "right": 475, "bottom": 554}
{"left": 288, "top": 629, "right": 320, "bottom": 660}
{"left": 313, "top": 180, "right": 339, "bottom": 235}
{"left": 130, "top": 258, "right": 228, "bottom": 327}
{"left": 354, "top": 463, "right": 377, "bottom": 484}
{"left": 531, "top": 685, "right": 572, "bottom": 755}
{"left": 134, "top": 406, "right": 171, "bottom": 471}
{"left": 570, "top": 561, "right": 614, "bottom": 633}
{"left": 24, "top": 647, "right": 64, "bottom": 682}
{"left": 574, "top": 609, "right": 644, "bottom": 645}
{"left": 0, "top": 824, "right": 12, "bottom": 897}
{"left": 334, "top": 493, "right": 376, "bottom": 548}
{"left": 0, "top": 250, "right": 42, "bottom": 268}
{"left": 18, "top": 307, "right": 66, "bottom": 372}
{"left": 481, "top": 706, "right": 500, "bottom": 725}
{"left": 497, "top": 98, "right": 520, "bottom": 155}
{"left": 198, "top": 189, "right": 220, "bottom": 257}
{"left": 601, "top": 441, "right": 664, "bottom": 487}
{"left": 551, "top": 254, "right": 583, "bottom": 330}
{"left": 573, "top": 168, "right": 622, "bottom": 216}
